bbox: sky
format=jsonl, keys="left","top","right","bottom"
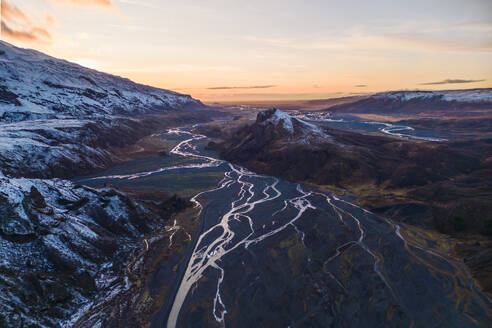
{"left": 1, "top": 0, "right": 491, "bottom": 102}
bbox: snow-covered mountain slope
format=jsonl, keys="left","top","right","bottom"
{"left": 0, "top": 41, "right": 207, "bottom": 178}
{"left": 0, "top": 174, "right": 188, "bottom": 327}
{"left": 0, "top": 42, "right": 198, "bottom": 327}
{"left": 0, "top": 41, "right": 202, "bottom": 123}
{"left": 0, "top": 116, "right": 165, "bottom": 178}
{"left": 0, "top": 119, "right": 109, "bottom": 177}
{"left": 328, "top": 88, "right": 492, "bottom": 115}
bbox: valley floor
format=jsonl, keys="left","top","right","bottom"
{"left": 72, "top": 123, "right": 492, "bottom": 327}
{"left": 1, "top": 105, "right": 491, "bottom": 327}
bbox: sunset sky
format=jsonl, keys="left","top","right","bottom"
{"left": 1, "top": 0, "right": 491, "bottom": 102}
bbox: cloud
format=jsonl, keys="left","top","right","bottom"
{"left": 51, "top": 0, "right": 114, "bottom": 9}
{"left": 1, "top": 0, "right": 117, "bottom": 45}
{"left": 31, "top": 27, "right": 52, "bottom": 40}
{"left": 207, "top": 85, "right": 276, "bottom": 90}
{"left": 355, "top": 85, "right": 367, "bottom": 87}
{"left": 0, "top": 1, "right": 52, "bottom": 44}
{"left": 1, "top": 21, "right": 52, "bottom": 43}
{"left": 1, "top": 0, "right": 31, "bottom": 25}
{"left": 420, "top": 79, "right": 486, "bottom": 85}
{"left": 45, "top": 14, "right": 57, "bottom": 26}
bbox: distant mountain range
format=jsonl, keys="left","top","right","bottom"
{"left": 327, "top": 89, "right": 492, "bottom": 115}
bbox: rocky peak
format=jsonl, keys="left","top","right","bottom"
{"left": 256, "top": 108, "right": 328, "bottom": 142}
{"left": 257, "top": 108, "right": 295, "bottom": 134}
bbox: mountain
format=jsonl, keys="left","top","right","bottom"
{"left": 207, "top": 108, "right": 492, "bottom": 231}
{"left": 0, "top": 41, "right": 202, "bottom": 123}
{"left": 0, "top": 42, "right": 201, "bottom": 327}
{"left": 0, "top": 41, "right": 207, "bottom": 178}
{"left": 326, "top": 89, "right": 492, "bottom": 115}
{"left": 0, "top": 171, "right": 191, "bottom": 327}
{"left": 254, "top": 107, "right": 329, "bottom": 142}
{"left": 205, "top": 108, "right": 492, "bottom": 293}
{"left": 210, "top": 108, "right": 471, "bottom": 187}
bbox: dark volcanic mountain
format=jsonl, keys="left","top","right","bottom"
{"left": 212, "top": 108, "right": 476, "bottom": 190}
{"left": 326, "top": 89, "right": 492, "bottom": 115}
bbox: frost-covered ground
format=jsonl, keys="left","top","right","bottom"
{"left": 0, "top": 172, "right": 172, "bottom": 327}
{"left": 0, "top": 119, "right": 112, "bottom": 177}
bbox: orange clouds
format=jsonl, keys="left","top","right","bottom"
{"left": 1, "top": 0, "right": 53, "bottom": 44}
{"left": 1, "top": 21, "right": 51, "bottom": 43}
{"left": 1, "top": 0, "right": 31, "bottom": 25}
{"left": 0, "top": 0, "right": 118, "bottom": 45}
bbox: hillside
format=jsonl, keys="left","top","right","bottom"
{"left": 0, "top": 41, "right": 207, "bottom": 178}
{"left": 0, "top": 42, "right": 202, "bottom": 327}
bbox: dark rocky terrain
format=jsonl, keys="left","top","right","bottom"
{"left": 206, "top": 108, "right": 492, "bottom": 293}
{"left": 0, "top": 174, "right": 190, "bottom": 327}
{"left": 70, "top": 125, "right": 491, "bottom": 328}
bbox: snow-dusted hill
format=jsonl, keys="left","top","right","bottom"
{"left": 0, "top": 41, "right": 206, "bottom": 177}
{"left": 0, "top": 41, "right": 202, "bottom": 123}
